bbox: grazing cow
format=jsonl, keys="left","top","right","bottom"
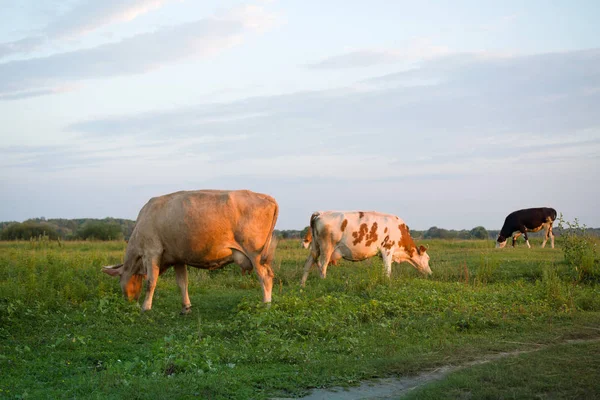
{"left": 300, "top": 226, "right": 339, "bottom": 266}
{"left": 496, "top": 207, "right": 557, "bottom": 249}
{"left": 301, "top": 211, "right": 431, "bottom": 286}
{"left": 102, "top": 190, "right": 279, "bottom": 313}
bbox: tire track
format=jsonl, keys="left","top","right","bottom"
{"left": 273, "top": 337, "right": 600, "bottom": 400}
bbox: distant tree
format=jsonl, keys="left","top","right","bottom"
{"left": 408, "top": 229, "right": 424, "bottom": 239}
{"left": 76, "top": 221, "right": 124, "bottom": 241}
{"left": 469, "top": 226, "right": 488, "bottom": 239}
{"left": 424, "top": 226, "right": 451, "bottom": 239}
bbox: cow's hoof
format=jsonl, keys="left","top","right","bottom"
{"left": 180, "top": 305, "right": 192, "bottom": 315}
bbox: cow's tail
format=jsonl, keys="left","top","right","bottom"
{"left": 260, "top": 200, "right": 280, "bottom": 265}
{"left": 310, "top": 211, "right": 320, "bottom": 233}
{"left": 309, "top": 211, "right": 321, "bottom": 252}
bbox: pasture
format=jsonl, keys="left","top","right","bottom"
{"left": 1, "top": 237, "right": 599, "bottom": 399}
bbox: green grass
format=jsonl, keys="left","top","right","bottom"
{"left": 1, "top": 238, "right": 599, "bottom": 399}
{"left": 404, "top": 340, "right": 600, "bottom": 399}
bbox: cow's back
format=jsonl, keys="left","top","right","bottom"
{"left": 130, "top": 190, "right": 277, "bottom": 263}
{"left": 506, "top": 207, "right": 557, "bottom": 228}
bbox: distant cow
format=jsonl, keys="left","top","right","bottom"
{"left": 496, "top": 207, "right": 557, "bottom": 249}
{"left": 301, "top": 228, "right": 313, "bottom": 249}
{"left": 102, "top": 190, "right": 279, "bottom": 313}
{"left": 301, "top": 226, "right": 339, "bottom": 266}
{"left": 301, "top": 211, "right": 431, "bottom": 286}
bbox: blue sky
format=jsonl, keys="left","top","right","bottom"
{"left": 1, "top": 0, "right": 599, "bottom": 229}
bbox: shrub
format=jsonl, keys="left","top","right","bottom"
{"left": 76, "top": 221, "right": 124, "bottom": 241}
{"left": 557, "top": 214, "right": 599, "bottom": 282}
{"left": 424, "top": 226, "right": 451, "bottom": 239}
{"left": 0, "top": 222, "right": 59, "bottom": 240}
{"left": 469, "top": 226, "right": 488, "bottom": 240}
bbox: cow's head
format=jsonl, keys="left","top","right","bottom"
{"left": 397, "top": 245, "right": 432, "bottom": 275}
{"left": 102, "top": 264, "right": 144, "bottom": 301}
{"left": 496, "top": 235, "right": 507, "bottom": 249}
{"left": 413, "top": 245, "right": 432, "bottom": 275}
{"left": 301, "top": 238, "right": 311, "bottom": 249}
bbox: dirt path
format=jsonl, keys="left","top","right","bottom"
{"left": 273, "top": 337, "right": 600, "bottom": 400}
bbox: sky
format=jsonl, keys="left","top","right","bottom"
{"left": 1, "top": 0, "right": 599, "bottom": 230}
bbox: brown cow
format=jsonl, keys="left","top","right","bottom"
{"left": 102, "top": 189, "right": 278, "bottom": 313}
{"left": 301, "top": 228, "right": 313, "bottom": 249}
{"left": 301, "top": 211, "right": 431, "bottom": 286}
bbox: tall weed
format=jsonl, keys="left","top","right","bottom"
{"left": 557, "top": 215, "right": 599, "bottom": 282}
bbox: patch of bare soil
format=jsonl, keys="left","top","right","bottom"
{"left": 273, "top": 337, "right": 600, "bottom": 400}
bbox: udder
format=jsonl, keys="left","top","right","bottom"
{"left": 337, "top": 244, "right": 378, "bottom": 262}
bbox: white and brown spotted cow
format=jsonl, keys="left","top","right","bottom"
{"left": 496, "top": 207, "right": 557, "bottom": 249}
{"left": 300, "top": 211, "right": 431, "bottom": 286}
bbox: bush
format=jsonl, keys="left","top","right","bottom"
{"left": 0, "top": 222, "right": 59, "bottom": 240}
{"left": 424, "top": 226, "right": 451, "bottom": 239}
{"left": 76, "top": 221, "right": 124, "bottom": 241}
{"left": 469, "top": 226, "right": 488, "bottom": 240}
{"left": 557, "top": 214, "right": 599, "bottom": 282}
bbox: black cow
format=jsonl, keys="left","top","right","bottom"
{"left": 496, "top": 207, "right": 557, "bottom": 249}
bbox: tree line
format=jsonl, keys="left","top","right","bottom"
{"left": 1, "top": 218, "right": 598, "bottom": 241}
{"left": 0, "top": 218, "right": 135, "bottom": 241}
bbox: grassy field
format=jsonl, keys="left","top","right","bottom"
{"left": 1, "top": 237, "right": 599, "bottom": 399}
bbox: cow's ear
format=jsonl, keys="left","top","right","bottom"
{"left": 102, "top": 264, "right": 123, "bottom": 277}
{"left": 419, "top": 245, "right": 427, "bottom": 254}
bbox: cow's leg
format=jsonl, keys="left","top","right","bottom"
{"left": 512, "top": 232, "right": 522, "bottom": 247}
{"left": 541, "top": 223, "right": 555, "bottom": 249}
{"left": 317, "top": 251, "right": 333, "bottom": 279}
{"left": 541, "top": 224, "right": 549, "bottom": 248}
{"left": 381, "top": 249, "right": 393, "bottom": 278}
{"left": 523, "top": 230, "right": 531, "bottom": 248}
{"left": 174, "top": 264, "right": 191, "bottom": 314}
{"left": 314, "top": 240, "right": 334, "bottom": 279}
{"left": 250, "top": 254, "right": 273, "bottom": 303}
{"left": 300, "top": 254, "right": 317, "bottom": 287}
{"left": 255, "top": 262, "right": 274, "bottom": 303}
{"left": 141, "top": 253, "right": 161, "bottom": 312}
{"left": 232, "top": 249, "right": 271, "bottom": 301}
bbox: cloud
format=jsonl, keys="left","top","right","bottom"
{"left": 17, "top": 47, "right": 580, "bottom": 194}
{"left": 0, "top": 36, "right": 46, "bottom": 59}
{"left": 0, "top": 6, "right": 279, "bottom": 97}
{"left": 0, "top": 84, "right": 81, "bottom": 101}
{"left": 307, "top": 39, "right": 450, "bottom": 69}
{"left": 0, "top": 0, "right": 177, "bottom": 59}
{"left": 46, "top": 0, "right": 178, "bottom": 40}
{"left": 68, "top": 48, "right": 600, "bottom": 149}
{"left": 3, "top": 47, "right": 599, "bottom": 227}
{"left": 216, "top": 4, "right": 282, "bottom": 32}
{"left": 60, "top": 48, "right": 600, "bottom": 178}
{"left": 477, "top": 13, "right": 520, "bottom": 32}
